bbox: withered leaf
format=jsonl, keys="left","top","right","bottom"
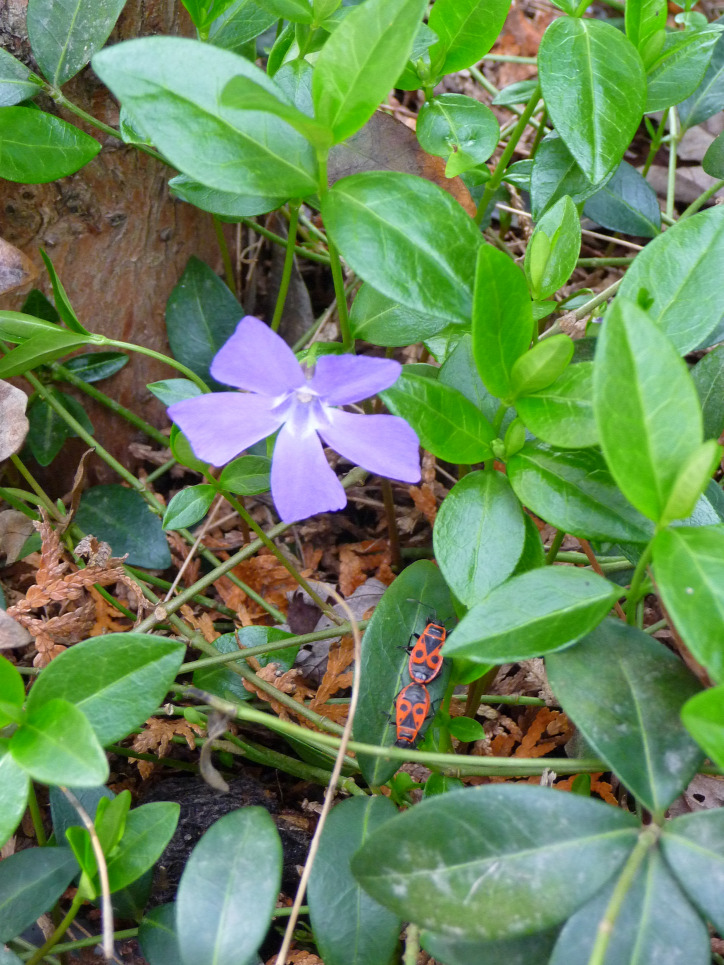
{"left": 0, "top": 609, "right": 32, "bottom": 650}
{"left": 0, "top": 238, "right": 38, "bottom": 296}
{"left": 0, "top": 381, "right": 29, "bottom": 460}
{"left": 0, "top": 510, "right": 35, "bottom": 565}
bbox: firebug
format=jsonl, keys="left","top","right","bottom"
{"left": 394, "top": 682, "right": 430, "bottom": 749}
{"left": 406, "top": 620, "right": 446, "bottom": 684}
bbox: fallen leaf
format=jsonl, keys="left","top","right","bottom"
{"left": 0, "top": 609, "right": 32, "bottom": 650}
{"left": 0, "top": 237, "right": 38, "bottom": 296}
{"left": 0, "top": 510, "right": 35, "bottom": 564}
{"left": 0, "top": 381, "right": 29, "bottom": 460}
{"left": 131, "top": 716, "right": 203, "bottom": 779}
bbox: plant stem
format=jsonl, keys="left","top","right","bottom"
{"left": 666, "top": 107, "right": 680, "bottom": 222}
{"left": 545, "top": 529, "right": 565, "bottom": 563}
{"left": 239, "top": 217, "right": 330, "bottom": 264}
{"left": 26, "top": 783, "right": 47, "bottom": 846}
{"left": 626, "top": 541, "right": 654, "bottom": 625}
{"left": 679, "top": 178, "right": 724, "bottom": 220}
{"left": 25, "top": 893, "right": 84, "bottom": 965}
{"left": 100, "top": 339, "right": 209, "bottom": 393}
{"left": 482, "top": 54, "right": 537, "bottom": 63}
{"left": 576, "top": 257, "right": 635, "bottom": 268}
{"left": 642, "top": 113, "right": 667, "bottom": 177}
{"left": 213, "top": 215, "right": 236, "bottom": 291}
{"left": 9, "top": 455, "right": 61, "bottom": 519}
{"left": 328, "top": 236, "right": 353, "bottom": 350}
{"left": 46, "top": 930, "right": 138, "bottom": 955}
{"left": 271, "top": 201, "right": 302, "bottom": 332}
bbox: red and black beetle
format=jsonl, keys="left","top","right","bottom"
{"left": 394, "top": 682, "right": 431, "bottom": 749}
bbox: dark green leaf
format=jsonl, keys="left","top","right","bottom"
{"left": 0, "top": 106, "right": 100, "bottom": 182}
{"left": 417, "top": 94, "right": 499, "bottom": 177}
{"left": 322, "top": 172, "right": 482, "bottom": 324}
{"left": 0, "top": 329, "right": 90, "bottom": 378}
{"left": 0, "top": 658, "right": 25, "bottom": 728}
{"left": 0, "top": 753, "right": 29, "bottom": 849}
{"left": 511, "top": 512, "right": 546, "bottom": 575}
{"left": 433, "top": 470, "right": 526, "bottom": 608}
{"left": 0, "top": 847, "right": 79, "bottom": 942}
{"left": 645, "top": 25, "right": 722, "bottom": 113}
{"left": 445, "top": 566, "right": 616, "bottom": 663}
{"left": 349, "top": 284, "right": 445, "bottom": 347}
{"left": 547, "top": 620, "right": 703, "bottom": 814}
{"left": 193, "top": 627, "right": 297, "bottom": 702}
{"left": 146, "top": 379, "right": 203, "bottom": 406}
{"left": 594, "top": 298, "right": 702, "bottom": 522}
{"left": 106, "top": 803, "right": 180, "bottom": 893}
{"left": 0, "top": 310, "right": 58, "bottom": 343}
{"left": 218, "top": 455, "right": 271, "bottom": 495}
{"left": 26, "top": 633, "right": 185, "bottom": 746}
{"left": 169, "top": 174, "right": 284, "bottom": 219}
{"left": 92, "top": 37, "right": 318, "bottom": 197}
{"left": 516, "top": 362, "right": 598, "bottom": 449}
{"left": 439, "top": 333, "right": 502, "bottom": 424}
{"left": 583, "top": 161, "right": 661, "bottom": 238}
{"left": 138, "top": 904, "right": 183, "bottom": 965}
{"left": 308, "top": 796, "right": 401, "bottom": 965}
{"left": 703, "top": 129, "right": 724, "bottom": 177}
{"left": 0, "top": 49, "right": 42, "bottom": 107}
{"left": 351, "top": 784, "right": 639, "bottom": 940}
{"left": 692, "top": 343, "right": 724, "bottom": 438}
{"left": 492, "top": 79, "right": 539, "bottom": 106}
{"left": 679, "top": 20, "right": 724, "bottom": 128}
{"left": 25, "top": 389, "right": 94, "bottom": 466}
{"left": 176, "top": 808, "right": 281, "bottom": 965}
{"left": 49, "top": 785, "right": 114, "bottom": 843}
{"left": 530, "top": 134, "right": 605, "bottom": 220}
{"left": 162, "top": 485, "right": 216, "bottom": 531}
{"left": 617, "top": 206, "right": 724, "bottom": 353}
{"left": 60, "top": 351, "right": 128, "bottom": 382}
{"left": 75, "top": 485, "right": 171, "bottom": 569}
{"left": 428, "top": 0, "right": 513, "bottom": 75}
{"left": 525, "top": 196, "right": 581, "bottom": 300}
{"left": 39, "top": 249, "right": 87, "bottom": 334}
{"left": 207, "top": 0, "right": 277, "bottom": 53}
{"left": 380, "top": 369, "right": 495, "bottom": 464}
{"left": 681, "top": 685, "right": 724, "bottom": 769}
{"left": 422, "top": 928, "right": 560, "bottom": 965}
{"left": 539, "top": 18, "right": 646, "bottom": 183}
{"left": 661, "top": 808, "right": 724, "bottom": 932}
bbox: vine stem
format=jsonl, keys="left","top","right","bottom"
{"left": 626, "top": 540, "right": 654, "bottom": 625}
{"left": 666, "top": 107, "right": 680, "bottom": 222}
{"left": 317, "top": 151, "right": 353, "bottom": 350}
{"left": 99, "top": 338, "right": 210, "bottom": 393}
{"left": 271, "top": 201, "right": 302, "bottom": 332}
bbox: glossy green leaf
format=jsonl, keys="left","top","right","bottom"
{"left": 220, "top": 75, "right": 330, "bottom": 147}
{"left": 652, "top": 526, "right": 724, "bottom": 682}
{"left": 0, "top": 329, "right": 90, "bottom": 378}
{"left": 218, "top": 455, "right": 271, "bottom": 495}
{"left": 0, "top": 49, "right": 42, "bottom": 107}
{"left": 681, "top": 686, "right": 724, "bottom": 768}
{"left": 0, "top": 106, "right": 100, "bottom": 182}
{"left": 169, "top": 174, "right": 284, "bottom": 219}
{"left": 313, "top": 0, "right": 425, "bottom": 142}
{"left": 625, "top": 0, "right": 666, "bottom": 60}
{"left": 0, "top": 752, "right": 29, "bottom": 848}
{"left": 660, "top": 439, "right": 722, "bottom": 524}
{"left": 49, "top": 785, "right": 114, "bottom": 843}
{"left": 176, "top": 808, "right": 281, "bottom": 965}
{"left": 75, "top": 484, "right": 171, "bottom": 569}
{"left": 472, "top": 245, "right": 534, "bottom": 399}
{"left": 0, "top": 657, "right": 24, "bottom": 728}
{"left": 525, "top": 196, "right": 581, "bottom": 300}
{"left": 547, "top": 620, "right": 703, "bottom": 814}
{"left": 428, "top": 0, "right": 513, "bottom": 75}
{"left": 511, "top": 334, "right": 573, "bottom": 397}
{"left": 25, "top": 389, "right": 94, "bottom": 467}
{"left": 512, "top": 512, "right": 546, "bottom": 575}
{"left": 548, "top": 849, "right": 709, "bottom": 965}
{"left": 26, "top": 633, "right": 186, "bottom": 746}
{"left": 433, "top": 470, "right": 526, "bottom": 608}
{"left": 60, "top": 351, "right": 129, "bottom": 382}
{"left": 39, "top": 250, "right": 87, "bottom": 334}
{"left": 661, "top": 808, "right": 724, "bottom": 933}
{"left": 445, "top": 566, "right": 616, "bottom": 664}
{"left": 308, "top": 796, "right": 401, "bottom": 965}
{"left": 583, "top": 161, "right": 661, "bottom": 238}
{"left": 645, "top": 25, "right": 722, "bottom": 113}
{"left": 0, "top": 847, "right": 79, "bottom": 942}
{"left": 380, "top": 369, "right": 495, "bottom": 464}
{"left": 530, "top": 135, "right": 605, "bottom": 220}
{"left": 439, "top": 333, "right": 501, "bottom": 423}
{"left": 679, "top": 21, "right": 724, "bottom": 128}
{"left": 539, "top": 18, "right": 646, "bottom": 183}
{"left": 193, "top": 627, "right": 297, "bottom": 702}
{"left": 594, "top": 298, "right": 702, "bottom": 522}
{"left": 105, "top": 802, "right": 180, "bottom": 893}
{"left": 0, "top": 311, "right": 58, "bottom": 344}
{"left": 516, "top": 363, "right": 598, "bottom": 449}
{"left": 354, "top": 560, "right": 454, "bottom": 787}
{"left": 352, "top": 784, "right": 638, "bottom": 940}
{"left": 417, "top": 94, "right": 499, "bottom": 177}
{"left": 27, "top": 0, "right": 127, "bottom": 86}
{"left": 255, "top": 0, "right": 312, "bottom": 21}
{"left": 162, "top": 485, "right": 216, "bottom": 531}
{"left": 92, "top": 37, "right": 318, "bottom": 197}
{"left": 10, "top": 698, "right": 109, "bottom": 786}
{"left": 207, "top": 0, "right": 277, "bottom": 52}
{"left": 617, "top": 205, "right": 724, "bottom": 353}
{"left": 138, "top": 904, "right": 183, "bottom": 965}
{"left": 692, "top": 343, "right": 724, "bottom": 438}
{"left": 492, "top": 78, "right": 540, "bottom": 106}
{"left": 703, "top": 128, "right": 724, "bottom": 177}
{"left": 169, "top": 426, "right": 210, "bottom": 474}
{"left": 508, "top": 445, "right": 654, "bottom": 542}
{"left": 322, "top": 172, "right": 482, "bottom": 325}
{"left": 422, "top": 928, "right": 560, "bottom": 965}
{"left": 349, "top": 284, "right": 445, "bottom": 347}
{"left": 146, "top": 378, "right": 203, "bottom": 407}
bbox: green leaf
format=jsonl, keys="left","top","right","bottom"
{"left": 351, "top": 784, "right": 639, "bottom": 940}
{"left": 22, "top": 288, "right": 61, "bottom": 324}
{"left": 626, "top": 0, "right": 666, "bottom": 60}
{"left": 422, "top": 928, "right": 560, "bottom": 965}
{"left": 138, "top": 904, "right": 183, "bottom": 965}
{"left": 220, "top": 75, "right": 331, "bottom": 147}
{"left": 166, "top": 257, "right": 244, "bottom": 389}
{"left": 0, "top": 847, "right": 79, "bottom": 942}
{"left": 445, "top": 566, "right": 616, "bottom": 664}
{"left": 207, "top": 0, "right": 277, "bottom": 53}
{"left": 679, "top": 20, "right": 724, "bottom": 128}
{"left": 0, "top": 752, "right": 29, "bottom": 849}
{"left": 256, "top": 0, "right": 312, "bottom": 20}
{"left": 105, "top": 803, "right": 180, "bottom": 893}
{"left": 162, "top": 485, "right": 216, "bottom": 531}
{"left": 313, "top": 0, "right": 425, "bottom": 142}
{"left": 147, "top": 378, "right": 203, "bottom": 407}
{"left": 218, "top": 455, "right": 271, "bottom": 495}
{"left": 512, "top": 512, "right": 546, "bottom": 575}
{"left": 428, "top": 0, "right": 513, "bottom": 75}
{"left": 25, "top": 389, "right": 94, "bottom": 467}
{"left": 380, "top": 369, "right": 495, "bottom": 464}
{"left": 49, "top": 784, "right": 114, "bottom": 843}
{"left": 322, "top": 172, "right": 482, "bottom": 325}
{"left": 308, "top": 796, "right": 402, "bottom": 965}
{"left": 75, "top": 484, "right": 171, "bottom": 569}
{"left": 60, "top": 351, "right": 128, "bottom": 382}
{"left": 440, "top": 333, "right": 501, "bottom": 424}
{"left": 645, "top": 25, "right": 722, "bottom": 113}
{"left": 10, "top": 698, "right": 109, "bottom": 786}
{"left": 27, "top": 0, "right": 127, "bottom": 87}
{"left": 417, "top": 94, "right": 499, "bottom": 176}
{"left": 0, "top": 657, "right": 24, "bottom": 728}
{"left": 39, "top": 250, "right": 87, "bottom": 334}
{"left": 349, "top": 284, "right": 446, "bottom": 347}
{"left": 0, "top": 49, "right": 42, "bottom": 107}
{"left": 472, "top": 245, "right": 534, "bottom": 399}
{"left": 593, "top": 298, "right": 703, "bottom": 522}
{"left": 703, "top": 128, "right": 724, "bottom": 177}
{"left": 617, "top": 206, "right": 724, "bottom": 353}
{"left": 169, "top": 426, "right": 210, "bottom": 474}
{"left": 547, "top": 620, "right": 703, "bottom": 814}
{"left": 516, "top": 363, "right": 598, "bottom": 449}
{"left": 660, "top": 440, "right": 722, "bottom": 524}
{"left": 508, "top": 445, "right": 655, "bottom": 542}
{"left": 583, "top": 161, "right": 660, "bottom": 238}
{"left": 353, "top": 560, "right": 455, "bottom": 787}
{"left": 681, "top": 685, "right": 724, "bottom": 768}
{"left": 169, "top": 173, "right": 284, "bottom": 219}
{"left": 92, "top": 37, "right": 318, "bottom": 197}
{"left": 692, "top": 343, "right": 724, "bottom": 438}
{"left": 0, "top": 329, "right": 90, "bottom": 378}
{"left": 548, "top": 849, "right": 709, "bottom": 965}
{"left": 661, "top": 808, "right": 724, "bottom": 933}
{"left": 492, "top": 78, "right": 540, "bottom": 106}
{"left": 524, "top": 196, "right": 581, "bottom": 300}
{"left": 176, "top": 808, "right": 282, "bottom": 965}
{"left": 511, "top": 334, "right": 574, "bottom": 397}
{"left": 530, "top": 134, "right": 605, "bottom": 220}
{"left": 0, "top": 106, "right": 100, "bottom": 182}
{"left": 538, "top": 18, "right": 646, "bottom": 183}
{"left": 0, "top": 311, "right": 58, "bottom": 344}
{"left": 432, "top": 470, "right": 526, "bottom": 608}
{"left": 652, "top": 525, "right": 724, "bottom": 682}
{"left": 26, "top": 633, "right": 185, "bottom": 747}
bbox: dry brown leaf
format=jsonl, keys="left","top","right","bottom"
{"left": 515, "top": 708, "right": 572, "bottom": 758}
{"left": 309, "top": 636, "right": 354, "bottom": 714}
{"left": 0, "top": 510, "right": 35, "bottom": 565}
{"left": 180, "top": 604, "right": 219, "bottom": 643}
{"left": 131, "top": 716, "right": 203, "bottom": 778}
{"left": 554, "top": 773, "right": 618, "bottom": 805}
{"left": 268, "top": 951, "right": 323, "bottom": 965}
{"left": 409, "top": 484, "right": 438, "bottom": 525}
{"left": 338, "top": 539, "right": 392, "bottom": 596}
{"left": 242, "top": 660, "right": 316, "bottom": 724}
{"left": 0, "top": 237, "right": 38, "bottom": 296}
{"left": 0, "top": 381, "right": 29, "bottom": 460}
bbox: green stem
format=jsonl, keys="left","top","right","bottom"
{"left": 213, "top": 215, "right": 236, "bottom": 292}
{"left": 403, "top": 924, "right": 421, "bottom": 965}
{"left": 642, "top": 113, "right": 667, "bottom": 177}
{"left": 328, "top": 236, "right": 353, "bottom": 350}
{"left": 271, "top": 201, "right": 301, "bottom": 332}
{"left": 25, "top": 892, "right": 84, "bottom": 965}
{"left": 44, "top": 929, "right": 138, "bottom": 955}
{"left": 239, "top": 217, "right": 330, "bottom": 264}
{"left": 666, "top": 107, "right": 680, "bottom": 222}
{"left": 482, "top": 54, "right": 537, "bottom": 63}
{"left": 679, "top": 178, "right": 724, "bottom": 220}
{"left": 26, "top": 783, "right": 47, "bottom": 846}
{"left": 576, "top": 257, "right": 635, "bottom": 267}
{"left": 545, "top": 529, "right": 565, "bottom": 564}
{"left": 145, "top": 458, "right": 178, "bottom": 484}
{"left": 626, "top": 541, "right": 654, "bottom": 625}
{"left": 9, "top": 455, "right": 60, "bottom": 519}
{"left": 100, "top": 338, "right": 209, "bottom": 394}
{"left": 475, "top": 84, "right": 541, "bottom": 226}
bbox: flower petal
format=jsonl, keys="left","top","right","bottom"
{"left": 309, "top": 354, "right": 401, "bottom": 405}
{"left": 168, "top": 393, "right": 282, "bottom": 466}
{"left": 270, "top": 422, "right": 347, "bottom": 523}
{"left": 210, "top": 316, "right": 305, "bottom": 395}
{"left": 318, "top": 410, "right": 421, "bottom": 482}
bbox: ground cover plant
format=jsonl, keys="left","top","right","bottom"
{"left": 2, "top": 0, "right": 724, "bottom": 961}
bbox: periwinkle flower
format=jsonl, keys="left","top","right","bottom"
{"left": 168, "top": 316, "right": 421, "bottom": 523}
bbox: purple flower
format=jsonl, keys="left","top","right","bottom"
{"left": 167, "top": 316, "right": 421, "bottom": 523}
